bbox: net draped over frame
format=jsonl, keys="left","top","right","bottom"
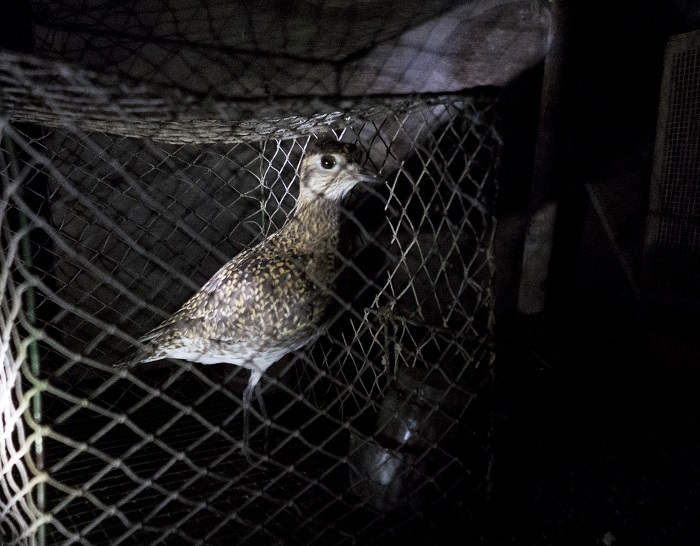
{"left": 1, "top": 1, "right": 550, "bottom": 544}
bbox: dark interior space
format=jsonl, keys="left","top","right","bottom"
{"left": 489, "top": 1, "right": 700, "bottom": 544}
{"left": 1, "top": 0, "right": 699, "bottom": 544}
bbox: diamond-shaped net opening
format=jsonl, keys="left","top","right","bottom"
{"left": 0, "top": 0, "right": 538, "bottom": 544}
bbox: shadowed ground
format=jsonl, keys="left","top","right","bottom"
{"left": 484, "top": 305, "right": 700, "bottom": 545}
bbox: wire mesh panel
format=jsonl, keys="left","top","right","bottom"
{"left": 2, "top": 98, "right": 499, "bottom": 546}
{"left": 0, "top": 0, "right": 542, "bottom": 544}
{"left": 644, "top": 30, "right": 700, "bottom": 311}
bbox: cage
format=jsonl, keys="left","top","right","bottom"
{"left": 644, "top": 29, "right": 700, "bottom": 313}
{"left": 1, "top": 1, "right": 551, "bottom": 544}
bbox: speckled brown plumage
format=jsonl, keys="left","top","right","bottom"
{"left": 122, "top": 138, "right": 382, "bottom": 458}
{"left": 139, "top": 197, "right": 340, "bottom": 365}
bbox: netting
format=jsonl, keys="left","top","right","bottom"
{"left": 646, "top": 29, "right": 700, "bottom": 310}
{"left": 1, "top": 1, "right": 550, "bottom": 544}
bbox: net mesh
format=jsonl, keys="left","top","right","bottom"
{"left": 646, "top": 30, "right": 700, "bottom": 309}
{"left": 0, "top": 0, "right": 549, "bottom": 544}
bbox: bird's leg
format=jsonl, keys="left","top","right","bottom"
{"left": 242, "top": 368, "right": 262, "bottom": 464}
{"left": 254, "top": 380, "right": 270, "bottom": 452}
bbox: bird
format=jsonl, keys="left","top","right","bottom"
{"left": 118, "top": 138, "right": 383, "bottom": 460}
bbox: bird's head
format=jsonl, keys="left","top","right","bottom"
{"left": 298, "top": 139, "right": 383, "bottom": 203}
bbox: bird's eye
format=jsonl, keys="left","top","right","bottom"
{"left": 320, "top": 155, "right": 336, "bottom": 169}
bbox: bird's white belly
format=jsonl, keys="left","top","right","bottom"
{"left": 152, "top": 338, "right": 303, "bottom": 372}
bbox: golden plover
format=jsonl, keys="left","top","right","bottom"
{"left": 120, "top": 139, "right": 383, "bottom": 458}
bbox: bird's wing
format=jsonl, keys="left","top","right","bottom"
{"left": 137, "top": 250, "right": 327, "bottom": 352}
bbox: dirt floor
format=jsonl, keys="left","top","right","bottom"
{"left": 483, "top": 305, "right": 700, "bottom": 545}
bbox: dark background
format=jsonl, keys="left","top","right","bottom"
{"left": 2, "top": 0, "right": 699, "bottom": 543}
{"left": 490, "top": 1, "right": 700, "bottom": 544}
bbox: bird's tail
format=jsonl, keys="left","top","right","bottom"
{"left": 113, "top": 347, "right": 151, "bottom": 370}
{"left": 113, "top": 323, "right": 167, "bottom": 369}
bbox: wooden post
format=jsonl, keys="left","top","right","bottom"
{"left": 517, "top": 0, "right": 568, "bottom": 314}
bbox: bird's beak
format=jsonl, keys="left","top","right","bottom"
{"left": 355, "top": 164, "right": 384, "bottom": 185}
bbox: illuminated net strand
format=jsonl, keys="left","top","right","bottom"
{"left": 1, "top": 148, "right": 44, "bottom": 546}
